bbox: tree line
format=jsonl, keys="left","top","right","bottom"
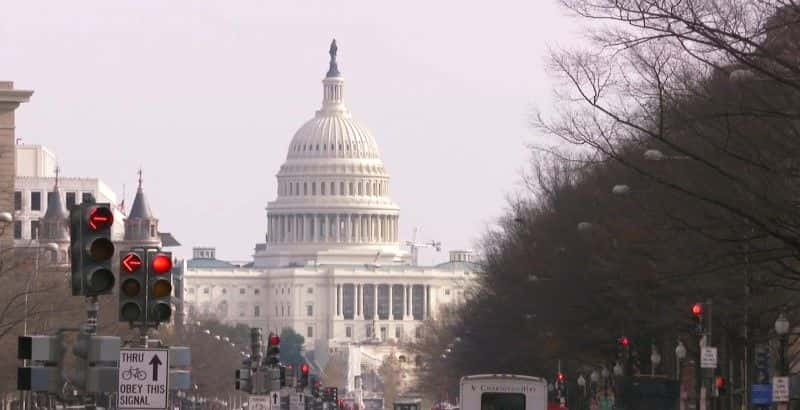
{"left": 412, "top": 0, "right": 800, "bottom": 405}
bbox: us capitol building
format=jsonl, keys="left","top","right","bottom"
{"left": 181, "top": 41, "right": 478, "bottom": 391}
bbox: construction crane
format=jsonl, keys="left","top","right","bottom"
{"left": 404, "top": 227, "right": 442, "bottom": 266}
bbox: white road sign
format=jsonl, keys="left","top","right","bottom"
{"left": 773, "top": 376, "right": 790, "bottom": 402}
{"left": 118, "top": 348, "right": 169, "bottom": 409}
{"left": 249, "top": 395, "right": 271, "bottom": 410}
{"left": 701, "top": 347, "right": 718, "bottom": 369}
{"left": 290, "top": 393, "right": 305, "bottom": 410}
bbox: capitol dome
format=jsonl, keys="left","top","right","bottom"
{"left": 253, "top": 40, "right": 408, "bottom": 268}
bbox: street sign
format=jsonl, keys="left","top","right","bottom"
{"left": 249, "top": 395, "right": 271, "bottom": 410}
{"left": 752, "top": 383, "right": 772, "bottom": 405}
{"left": 118, "top": 348, "right": 169, "bottom": 409}
{"left": 290, "top": 393, "right": 305, "bottom": 410}
{"left": 700, "top": 347, "right": 717, "bottom": 368}
{"left": 773, "top": 377, "right": 790, "bottom": 402}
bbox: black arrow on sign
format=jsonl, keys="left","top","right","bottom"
{"left": 149, "top": 355, "right": 163, "bottom": 381}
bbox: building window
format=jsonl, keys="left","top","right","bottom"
{"left": 254, "top": 289, "right": 260, "bottom": 295}
{"left": 254, "top": 306, "right": 260, "bottom": 317}
{"left": 395, "top": 326, "right": 403, "bottom": 339}
{"left": 30, "top": 220, "right": 39, "bottom": 239}
{"left": 187, "top": 288, "right": 195, "bottom": 294}
{"left": 321, "top": 183, "right": 326, "bottom": 195}
{"left": 82, "top": 192, "right": 93, "bottom": 203}
{"left": 346, "top": 326, "right": 352, "bottom": 338}
{"left": 275, "top": 305, "right": 279, "bottom": 316}
{"left": 349, "top": 182, "right": 354, "bottom": 195}
{"left": 445, "top": 289, "right": 451, "bottom": 296}
{"left": 14, "top": 191, "right": 21, "bottom": 211}
{"left": 358, "top": 182, "right": 363, "bottom": 195}
{"left": 312, "top": 182, "right": 316, "bottom": 195}
{"left": 239, "top": 310, "right": 245, "bottom": 317}
{"left": 330, "top": 182, "right": 335, "bottom": 195}
{"left": 30, "top": 192, "right": 41, "bottom": 211}
{"left": 307, "top": 287, "right": 313, "bottom": 294}
{"left": 281, "top": 306, "right": 285, "bottom": 316}
{"left": 289, "top": 183, "right": 293, "bottom": 195}
{"left": 307, "top": 326, "right": 313, "bottom": 338}
{"left": 221, "top": 289, "right": 227, "bottom": 294}
{"left": 415, "top": 327, "right": 423, "bottom": 338}
{"left": 66, "top": 192, "right": 76, "bottom": 209}
{"left": 307, "top": 305, "right": 313, "bottom": 317}
{"left": 13, "top": 221, "right": 21, "bottom": 239}
{"left": 150, "top": 225, "right": 155, "bottom": 237}
{"left": 203, "top": 288, "right": 209, "bottom": 294}
{"left": 340, "top": 182, "right": 344, "bottom": 196}
{"left": 380, "top": 326, "right": 387, "bottom": 341}
{"left": 240, "top": 288, "right": 245, "bottom": 295}
{"left": 366, "top": 325, "right": 372, "bottom": 338}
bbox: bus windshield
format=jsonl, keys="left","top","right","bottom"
{"left": 480, "top": 393, "right": 526, "bottom": 410}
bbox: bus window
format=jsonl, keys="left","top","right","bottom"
{"left": 481, "top": 393, "right": 525, "bottom": 410}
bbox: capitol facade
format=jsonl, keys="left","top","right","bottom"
{"left": 181, "top": 41, "right": 478, "bottom": 375}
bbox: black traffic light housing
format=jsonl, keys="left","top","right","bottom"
{"left": 70, "top": 203, "right": 115, "bottom": 297}
{"left": 119, "top": 249, "right": 146, "bottom": 323}
{"left": 299, "top": 363, "right": 310, "bottom": 388}
{"left": 267, "top": 333, "right": 281, "bottom": 366}
{"left": 147, "top": 250, "right": 173, "bottom": 325}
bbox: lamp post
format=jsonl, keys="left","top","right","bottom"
{"left": 650, "top": 345, "right": 661, "bottom": 376}
{"left": 675, "top": 340, "right": 687, "bottom": 380}
{"left": 775, "top": 312, "right": 790, "bottom": 376}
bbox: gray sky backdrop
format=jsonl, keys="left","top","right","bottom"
{"left": 0, "top": 1, "right": 580, "bottom": 264}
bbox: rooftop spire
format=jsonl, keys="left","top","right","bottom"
{"left": 54, "top": 165, "right": 60, "bottom": 188}
{"left": 326, "top": 39, "right": 340, "bottom": 78}
{"left": 128, "top": 168, "right": 153, "bottom": 219}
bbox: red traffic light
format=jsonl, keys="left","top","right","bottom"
{"left": 692, "top": 303, "right": 703, "bottom": 317}
{"left": 269, "top": 334, "right": 280, "bottom": 346}
{"left": 87, "top": 206, "right": 114, "bottom": 231}
{"left": 715, "top": 376, "right": 725, "bottom": 389}
{"left": 301, "top": 363, "right": 310, "bottom": 374}
{"left": 556, "top": 372, "right": 565, "bottom": 382}
{"left": 151, "top": 254, "right": 172, "bottom": 274}
{"left": 619, "top": 336, "right": 630, "bottom": 346}
{"left": 121, "top": 253, "right": 143, "bottom": 273}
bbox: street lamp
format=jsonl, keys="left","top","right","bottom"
{"left": 0, "top": 212, "right": 11, "bottom": 223}
{"left": 650, "top": 345, "right": 661, "bottom": 376}
{"left": 675, "top": 340, "right": 687, "bottom": 380}
{"left": 775, "top": 312, "right": 790, "bottom": 376}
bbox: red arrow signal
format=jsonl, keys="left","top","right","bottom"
{"left": 87, "top": 206, "right": 114, "bottom": 231}
{"left": 121, "top": 253, "right": 143, "bottom": 273}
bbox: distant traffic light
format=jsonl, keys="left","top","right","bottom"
{"left": 619, "top": 336, "right": 630, "bottom": 347}
{"left": 692, "top": 303, "right": 703, "bottom": 317}
{"left": 70, "top": 333, "right": 121, "bottom": 392}
{"left": 70, "top": 203, "right": 115, "bottom": 296}
{"left": 119, "top": 250, "right": 146, "bottom": 323}
{"left": 312, "top": 379, "right": 321, "bottom": 398}
{"left": 147, "top": 251, "right": 173, "bottom": 325}
{"left": 235, "top": 368, "right": 252, "bottom": 393}
{"left": 715, "top": 376, "right": 726, "bottom": 396}
{"left": 556, "top": 372, "right": 565, "bottom": 382}
{"left": 267, "top": 333, "right": 281, "bottom": 366}
{"left": 300, "top": 363, "right": 310, "bottom": 387}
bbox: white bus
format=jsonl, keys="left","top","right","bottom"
{"left": 460, "top": 374, "right": 548, "bottom": 410}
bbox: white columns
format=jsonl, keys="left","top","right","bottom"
{"left": 337, "top": 284, "right": 343, "bottom": 319}
{"left": 388, "top": 285, "right": 393, "bottom": 320}
{"left": 358, "top": 284, "right": 364, "bottom": 319}
{"left": 373, "top": 285, "right": 378, "bottom": 320}
{"left": 408, "top": 285, "right": 414, "bottom": 320}
{"left": 312, "top": 215, "right": 318, "bottom": 242}
{"left": 334, "top": 214, "right": 340, "bottom": 243}
{"left": 346, "top": 214, "right": 352, "bottom": 243}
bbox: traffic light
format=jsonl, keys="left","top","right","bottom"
{"left": 267, "top": 333, "right": 281, "bottom": 366}
{"left": 70, "top": 203, "right": 115, "bottom": 296}
{"left": 312, "top": 379, "right": 321, "bottom": 398}
{"left": 692, "top": 302, "right": 705, "bottom": 332}
{"left": 147, "top": 251, "right": 173, "bottom": 325}
{"left": 235, "top": 367, "right": 252, "bottom": 393}
{"left": 119, "top": 249, "right": 146, "bottom": 323}
{"left": 714, "top": 376, "right": 726, "bottom": 396}
{"left": 618, "top": 336, "right": 630, "bottom": 347}
{"left": 17, "top": 335, "right": 65, "bottom": 392}
{"left": 70, "top": 333, "right": 121, "bottom": 392}
{"left": 300, "top": 363, "right": 310, "bottom": 387}
{"left": 556, "top": 372, "right": 565, "bottom": 383}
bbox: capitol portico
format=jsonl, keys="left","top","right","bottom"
{"left": 182, "top": 41, "right": 478, "bottom": 382}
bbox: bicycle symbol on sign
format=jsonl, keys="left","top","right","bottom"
{"left": 121, "top": 366, "right": 147, "bottom": 381}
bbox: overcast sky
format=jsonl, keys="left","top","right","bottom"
{"left": 0, "top": 1, "right": 581, "bottom": 264}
